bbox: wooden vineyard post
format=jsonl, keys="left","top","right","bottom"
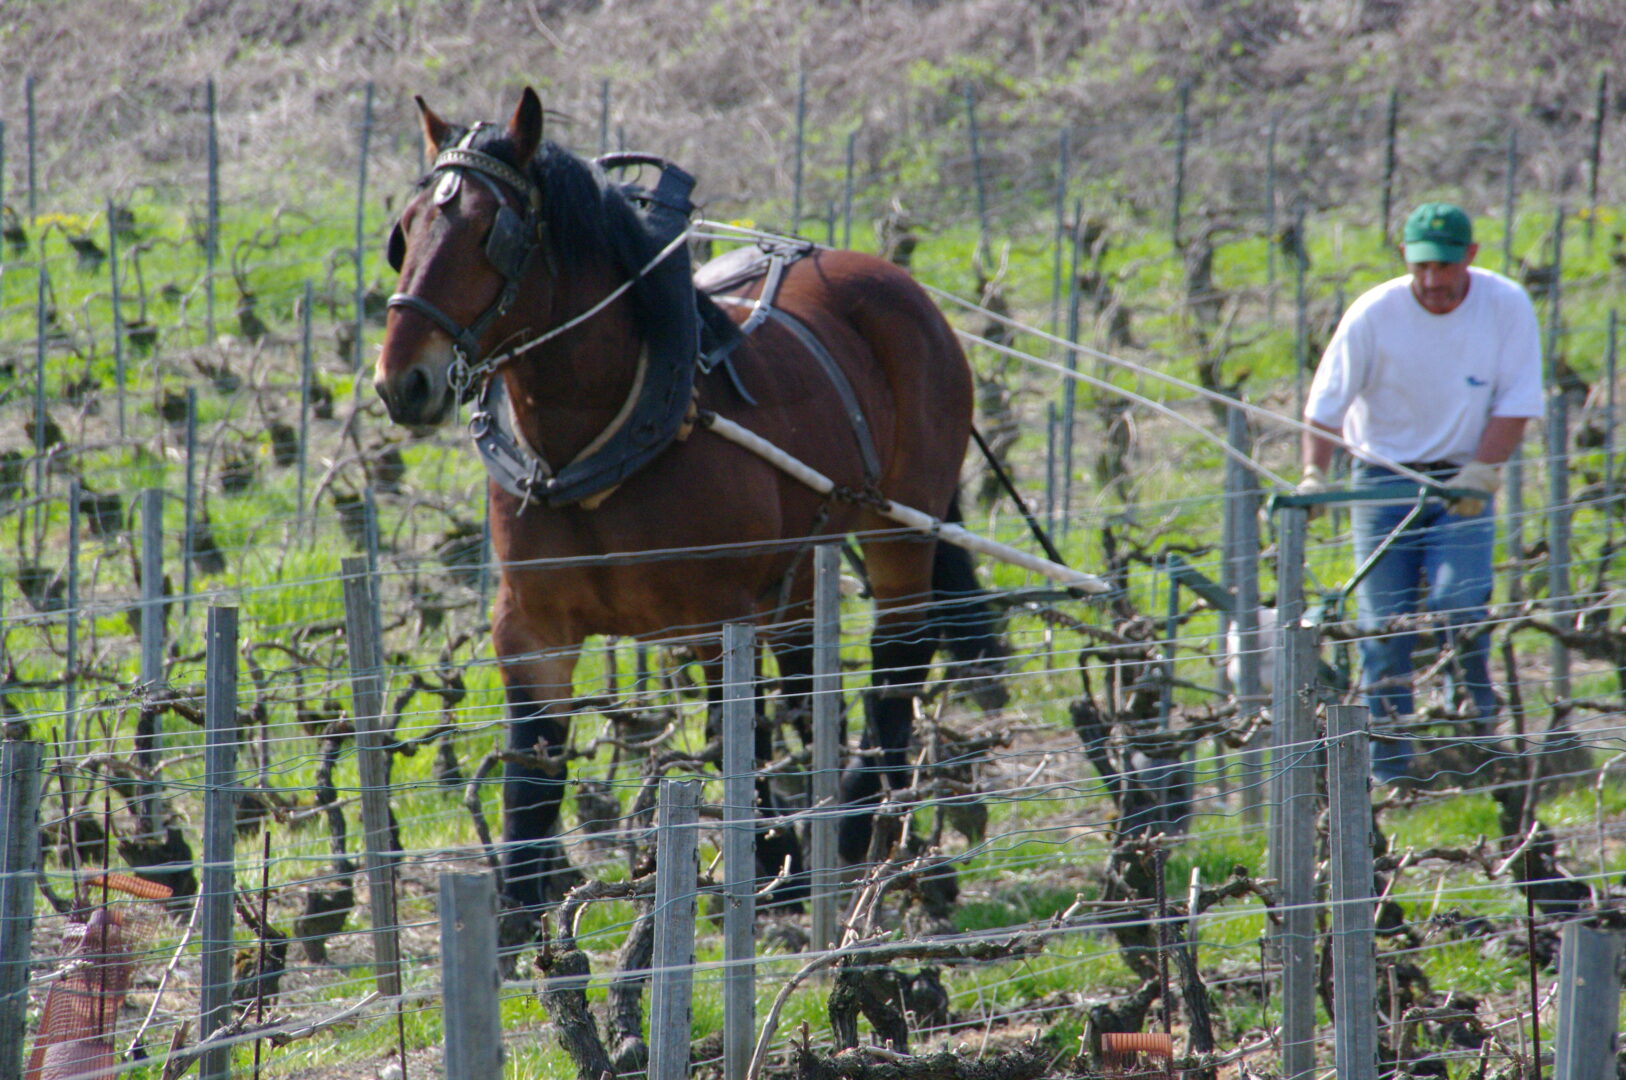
{"left": 1225, "top": 401, "right": 1264, "bottom": 821}
{"left": 183, "top": 388, "right": 198, "bottom": 618}
{"left": 1326, "top": 704, "right": 1378, "bottom": 1080}
{"left": 1171, "top": 80, "right": 1190, "bottom": 250}
{"left": 1271, "top": 506, "right": 1317, "bottom": 1080}
{"left": 353, "top": 81, "right": 375, "bottom": 373}
{"left": 199, "top": 607, "right": 239, "bottom": 1080}
{"left": 0, "top": 739, "right": 43, "bottom": 1080}
{"left": 1505, "top": 446, "right": 1526, "bottom": 602}
{"left": 136, "top": 488, "right": 167, "bottom": 839}
{"left": 342, "top": 556, "right": 402, "bottom": 997}
{"left": 1544, "top": 208, "right": 1571, "bottom": 700}
{"left": 721, "top": 623, "right": 757, "bottom": 1080}
{"left": 108, "top": 196, "right": 127, "bottom": 438}
{"left": 810, "top": 545, "right": 844, "bottom": 951}
{"left": 440, "top": 872, "right": 503, "bottom": 1080}
{"left": 1553, "top": 924, "right": 1623, "bottom": 1079}
{"left": 650, "top": 779, "right": 700, "bottom": 1080}
{"left": 298, "top": 279, "right": 313, "bottom": 540}
{"left": 1378, "top": 89, "right": 1399, "bottom": 245}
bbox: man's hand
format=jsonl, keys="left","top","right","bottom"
{"left": 1296, "top": 464, "right": 1330, "bottom": 520}
{"left": 1445, "top": 460, "right": 1500, "bottom": 516}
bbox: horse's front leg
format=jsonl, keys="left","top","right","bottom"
{"left": 494, "top": 627, "right": 582, "bottom": 915}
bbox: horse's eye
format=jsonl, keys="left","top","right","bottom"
{"left": 387, "top": 222, "right": 406, "bottom": 272}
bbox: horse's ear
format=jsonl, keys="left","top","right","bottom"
{"left": 416, "top": 95, "right": 452, "bottom": 158}
{"left": 507, "top": 87, "right": 544, "bottom": 165}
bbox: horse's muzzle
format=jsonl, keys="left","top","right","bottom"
{"left": 375, "top": 362, "right": 452, "bottom": 430}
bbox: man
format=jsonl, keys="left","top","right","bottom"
{"left": 1299, "top": 202, "right": 1543, "bottom": 784}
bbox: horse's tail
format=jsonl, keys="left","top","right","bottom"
{"left": 930, "top": 492, "right": 1010, "bottom": 710}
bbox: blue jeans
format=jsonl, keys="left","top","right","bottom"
{"left": 1351, "top": 465, "right": 1498, "bottom": 781}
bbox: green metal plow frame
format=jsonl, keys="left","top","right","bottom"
{"left": 1270, "top": 483, "right": 1485, "bottom": 687}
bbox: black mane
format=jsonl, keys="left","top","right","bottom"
{"left": 459, "top": 124, "right": 670, "bottom": 337}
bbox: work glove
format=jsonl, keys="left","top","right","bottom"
{"left": 1295, "top": 464, "right": 1330, "bottom": 520}
{"left": 1444, "top": 460, "right": 1500, "bottom": 517}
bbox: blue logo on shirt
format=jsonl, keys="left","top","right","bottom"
{"left": 1466, "top": 375, "right": 1488, "bottom": 387}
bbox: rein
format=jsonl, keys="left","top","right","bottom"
{"left": 452, "top": 226, "right": 691, "bottom": 400}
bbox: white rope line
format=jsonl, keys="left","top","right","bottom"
{"left": 478, "top": 225, "right": 693, "bottom": 372}
{"left": 691, "top": 218, "right": 1442, "bottom": 493}
{"left": 953, "top": 326, "right": 1297, "bottom": 493}
{"left": 919, "top": 279, "right": 1449, "bottom": 491}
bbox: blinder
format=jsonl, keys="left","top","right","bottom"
{"left": 387, "top": 221, "right": 405, "bottom": 273}
{"left": 484, "top": 204, "right": 535, "bottom": 282}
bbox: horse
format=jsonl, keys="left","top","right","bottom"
{"left": 373, "top": 87, "right": 1005, "bottom": 915}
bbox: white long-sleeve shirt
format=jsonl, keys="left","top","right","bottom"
{"left": 1305, "top": 267, "right": 1544, "bottom": 465}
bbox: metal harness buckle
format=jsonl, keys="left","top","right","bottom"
{"left": 448, "top": 356, "right": 475, "bottom": 404}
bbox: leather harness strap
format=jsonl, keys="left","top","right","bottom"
{"left": 713, "top": 296, "right": 883, "bottom": 487}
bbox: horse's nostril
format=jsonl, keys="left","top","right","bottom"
{"left": 401, "top": 367, "right": 431, "bottom": 417}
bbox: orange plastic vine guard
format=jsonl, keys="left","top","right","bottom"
{"left": 1099, "top": 1032, "right": 1175, "bottom": 1077}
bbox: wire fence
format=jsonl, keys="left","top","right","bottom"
{"left": 0, "top": 67, "right": 1623, "bottom": 1080}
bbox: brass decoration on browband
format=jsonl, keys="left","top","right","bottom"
{"left": 433, "top": 147, "right": 541, "bottom": 212}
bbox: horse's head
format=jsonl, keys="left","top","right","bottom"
{"left": 375, "top": 88, "right": 548, "bottom": 431}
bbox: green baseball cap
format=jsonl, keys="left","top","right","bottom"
{"left": 1403, "top": 202, "right": 1473, "bottom": 264}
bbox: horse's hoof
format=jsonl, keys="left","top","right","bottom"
{"left": 539, "top": 856, "right": 587, "bottom": 904}
{"left": 497, "top": 901, "right": 541, "bottom": 977}
{"left": 759, "top": 920, "right": 810, "bottom": 954}
{"left": 610, "top": 1037, "right": 648, "bottom": 1077}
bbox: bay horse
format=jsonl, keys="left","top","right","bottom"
{"left": 374, "top": 88, "right": 1004, "bottom": 914}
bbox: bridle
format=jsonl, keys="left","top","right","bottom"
{"left": 385, "top": 135, "right": 703, "bottom": 512}
{"left": 385, "top": 123, "right": 550, "bottom": 402}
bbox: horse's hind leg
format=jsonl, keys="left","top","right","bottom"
{"left": 930, "top": 494, "right": 1010, "bottom": 711}
{"left": 496, "top": 648, "right": 582, "bottom": 915}
{"left": 838, "top": 535, "right": 939, "bottom": 864}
